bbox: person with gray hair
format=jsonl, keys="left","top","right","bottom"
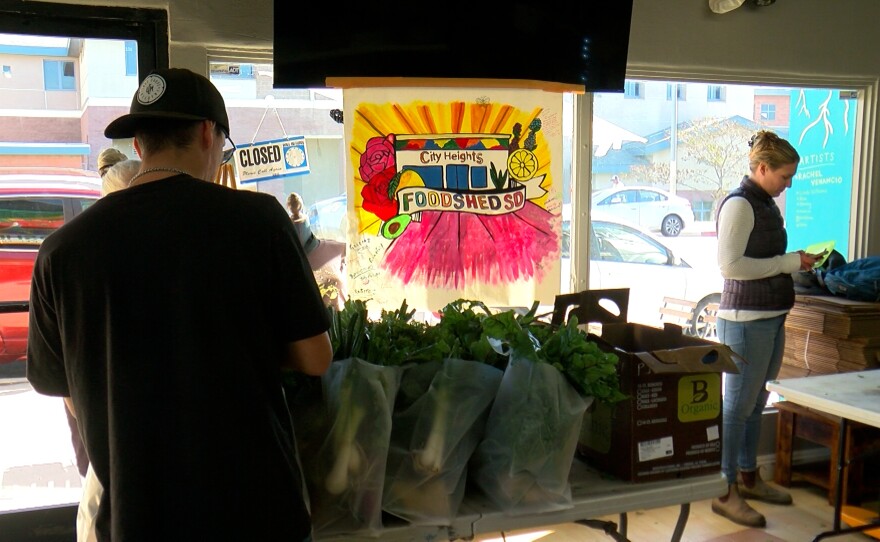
{"left": 100, "top": 159, "right": 141, "bottom": 196}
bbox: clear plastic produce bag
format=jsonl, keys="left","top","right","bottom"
{"left": 302, "top": 357, "right": 402, "bottom": 536}
{"left": 470, "top": 351, "right": 589, "bottom": 515}
{"left": 383, "top": 358, "right": 504, "bottom": 525}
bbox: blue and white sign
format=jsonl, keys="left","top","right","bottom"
{"left": 234, "top": 136, "right": 310, "bottom": 184}
{"left": 785, "top": 89, "right": 856, "bottom": 257}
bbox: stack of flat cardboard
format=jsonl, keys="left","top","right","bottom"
{"left": 781, "top": 295, "right": 880, "bottom": 378}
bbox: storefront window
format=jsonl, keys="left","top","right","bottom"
{"left": 208, "top": 60, "right": 346, "bottom": 241}
{"left": 574, "top": 80, "right": 858, "bottom": 337}
{"left": 0, "top": 20, "right": 162, "bottom": 511}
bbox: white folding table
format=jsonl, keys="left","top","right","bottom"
{"left": 316, "top": 458, "right": 726, "bottom": 542}
{"left": 766, "top": 369, "right": 880, "bottom": 541}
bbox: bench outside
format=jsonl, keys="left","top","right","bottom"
{"left": 659, "top": 297, "right": 719, "bottom": 339}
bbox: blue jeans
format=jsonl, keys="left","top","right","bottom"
{"left": 717, "top": 314, "right": 787, "bottom": 484}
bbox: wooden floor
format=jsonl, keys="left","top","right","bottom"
{"left": 471, "top": 482, "right": 880, "bottom": 542}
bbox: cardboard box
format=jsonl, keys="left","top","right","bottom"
{"left": 578, "top": 322, "right": 740, "bottom": 483}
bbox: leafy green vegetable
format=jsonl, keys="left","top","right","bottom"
{"left": 327, "top": 298, "right": 442, "bottom": 366}
{"left": 325, "top": 296, "right": 625, "bottom": 403}
{"left": 364, "top": 300, "right": 441, "bottom": 366}
{"left": 430, "top": 299, "right": 538, "bottom": 367}
{"left": 532, "top": 316, "right": 627, "bottom": 404}
{"left": 328, "top": 298, "right": 369, "bottom": 360}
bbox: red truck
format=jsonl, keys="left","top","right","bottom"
{"left": 0, "top": 167, "right": 101, "bottom": 366}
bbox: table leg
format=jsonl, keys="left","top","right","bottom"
{"left": 809, "top": 418, "right": 880, "bottom": 542}
{"left": 671, "top": 503, "right": 690, "bottom": 542}
{"left": 573, "top": 505, "right": 690, "bottom": 542}
{"left": 833, "top": 418, "right": 848, "bottom": 532}
{"left": 574, "top": 518, "right": 631, "bottom": 542}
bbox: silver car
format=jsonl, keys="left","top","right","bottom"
{"left": 562, "top": 207, "right": 722, "bottom": 338}
{"left": 592, "top": 185, "right": 695, "bottom": 237}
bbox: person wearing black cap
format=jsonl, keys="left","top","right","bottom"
{"left": 26, "top": 68, "right": 332, "bottom": 542}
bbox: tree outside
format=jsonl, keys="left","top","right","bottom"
{"left": 675, "top": 117, "right": 763, "bottom": 213}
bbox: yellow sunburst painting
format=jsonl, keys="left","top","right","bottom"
{"left": 344, "top": 88, "right": 563, "bottom": 306}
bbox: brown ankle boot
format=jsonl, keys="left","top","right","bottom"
{"left": 711, "top": 484, "right": 766, "bottom": 527}
{"left": 737, "top": 470, "right": 793, "bottom": 505}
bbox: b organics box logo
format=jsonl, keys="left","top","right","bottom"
{"left": 677, "top": 374, "right": 721, "bottom": 422}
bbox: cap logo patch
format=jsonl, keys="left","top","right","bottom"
{"left": 136, "top": 74, "right": 167, "bottom": 105}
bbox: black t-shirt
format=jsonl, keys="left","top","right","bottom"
{"left": 27, "top": 176, "right": 329, "bottom": 541}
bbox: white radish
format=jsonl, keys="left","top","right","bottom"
{"left": 325, "top": 404, "right": 366, "bottom": 495}
{"left": 415, "top": 384, "right": 448, "bottom": 473}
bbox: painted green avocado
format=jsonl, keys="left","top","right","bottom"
{"left": 381, "top": 214, "right": 412, "bottom": 239}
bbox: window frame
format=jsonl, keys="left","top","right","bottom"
{"left": 42, "top": 59, "right": 75, "bottom": 90}
{"left": 707, "top": 84, "right": 726, "bottom": 102}
{"left": 666, "top": 83, "right": 686, "bottom": 101}
{"left": 124, "top": 40, "right": 138, "bottom": 76}
{"left": 760, "top": 102, "right": 777, "bottom": 121}
{"left": 0, "top": 2, "right": 168, "bottom": 78}
{"left": 624, "top": 81, "right": 644, "bottom": 99}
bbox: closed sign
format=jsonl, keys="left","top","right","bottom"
{"left": 234, "top": 136, "right": 309, "bottom": 183}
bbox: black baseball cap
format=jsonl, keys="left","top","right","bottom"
{"left": 104, "top": 68, "right": 230, "bottom": 139}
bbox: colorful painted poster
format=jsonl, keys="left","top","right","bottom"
{"left": 786, "top": 89, "right": 856, "bottom": 256}
{"left": 344, "top": 87, "right": 563, "bottom": 311}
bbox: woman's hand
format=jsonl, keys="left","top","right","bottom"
{"left": 797, "top": 250, "right": 827, "bottom": 271}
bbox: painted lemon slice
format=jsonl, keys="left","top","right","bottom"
{"left": 507, "top": 148, "right": 538, "bottom": 181}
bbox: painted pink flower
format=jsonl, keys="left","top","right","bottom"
{"left": 359, "top": 134, "right": 395, "bottom": 182}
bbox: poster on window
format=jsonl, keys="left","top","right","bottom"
{"left": 343, "top": 87, "right": 564, "bottom": 311}
{"left": 785, "top": 89, "right": 856, "bottom": 257}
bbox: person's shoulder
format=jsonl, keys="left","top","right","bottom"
{"left": 719, "top": 195, "right": 750, "bottom": 211}
{"left": 717, "top": 196, "right": 753, "bottom": 224}
{"left": 220, "top": 187, "right": 290, "bottom": 222}
{"left": 190, "top": 183, "right": 287, "bottom": 221}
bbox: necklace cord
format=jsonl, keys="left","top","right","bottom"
{"left": 128, "top": 167, "right": 191, "bottom": 187}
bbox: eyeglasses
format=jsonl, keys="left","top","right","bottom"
{"left": 222, "top": 136, "right": 236, "bottom": 164}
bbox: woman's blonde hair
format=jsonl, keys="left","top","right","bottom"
{"left": 287, "top": 192, "right": 305, "bottom": 220}
{"left": 748, "top": 130, "right": 800, "bottom": 172}
{"left": 102, "top": 159, "right": 141, "bottom": 196}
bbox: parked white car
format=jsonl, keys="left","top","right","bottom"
{"left": 562, "top": 207, "right": 722, "bottom": 337}
{"left": 592, "top": 185, "right": 695, "bottom": 237}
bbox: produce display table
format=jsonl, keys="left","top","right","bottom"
{"left": 315, "top": 458, "right": 726, "bottom": 542}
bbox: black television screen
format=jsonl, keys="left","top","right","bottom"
{"left": 273, "top": 3, "right": 633, "bottom": 92}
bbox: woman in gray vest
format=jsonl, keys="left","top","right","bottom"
{"left": 711, "top": 130, "right": 825, "bottom": 528}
